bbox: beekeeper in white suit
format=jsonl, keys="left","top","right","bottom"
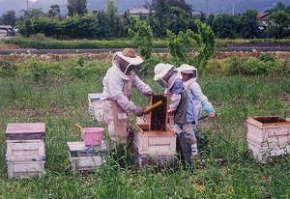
{"left": 177, "top": 64, "right": 216, "bottom": 124}
{"left": 102, "top": 48, "right": 154, "bottom": 154}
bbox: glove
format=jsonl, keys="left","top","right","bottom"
{"left": 167, "top": 109, "right": 174, "bottom": 115}
{"left": 208, "top": 113, "right": 216, "bottom": 118}
{"left": 134, "top": 107, "right": 145, "bottom": 117}
{"left": 145, "top": 91, "right": 156, "bottom": 96}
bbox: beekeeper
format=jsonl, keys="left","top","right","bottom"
{"left": 154, "top": 63, "right": 197, "bottom": 167}
{"left": 177, "top": 64, "right": 216, "bottom": 125}
{"left": 102, "top": 48, "right": 154, "bottom": 149}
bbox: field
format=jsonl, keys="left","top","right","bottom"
{"left": 0, "top": 52, "right": 290, "bottom": 198}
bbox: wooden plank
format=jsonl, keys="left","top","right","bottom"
{"left": 7, "top": 160, "right": 45, "bottom": 178}
{"left": 6, "top": 140, "right": 45, "bottom": 161}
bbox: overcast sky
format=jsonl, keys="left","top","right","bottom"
{"left": 0, "top": 0, "right": 290, "bottom": 16}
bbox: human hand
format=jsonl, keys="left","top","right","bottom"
{"left": 167, "top": 109, "right": 174, "bottom": 115}
{"left": 208, "top": 113, "right": 216, "bottom": 118}
{"left": 145, "top": 91, "right": 156, "bottom": 96}
{"left": 134, "top": 107, "right": 145, "bottom": 117}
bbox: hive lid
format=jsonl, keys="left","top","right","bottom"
{"left": 6, "top": 123, "right": 46, "bottom": 134}
{"left": 5, "top": 123, "right": 46, "bottom": 140}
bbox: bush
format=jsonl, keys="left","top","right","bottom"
{"left": 0, "top": 60, "right": 16, "bottom": 76}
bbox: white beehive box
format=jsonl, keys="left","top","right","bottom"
{"left": 5, "top": 123, "right": 46, "bottom": 178}
{"left": 6, "top": 139, "right": 45, "bottom": 161}
{"left": 133, "top": 125, "right": 176, "bottom": 156}
{"left": 7, "top": 160, "right": 45, "bottom": 178}
{"left": 88, "top": 93, "right": 104, "bottom": 122}
{"left": 67, "top": 141, "right": 107, "bottom": 173}
{"left": 246, "top": 116, "right": 290, "bottom": 163}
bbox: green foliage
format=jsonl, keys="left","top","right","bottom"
{"left": 129, "top": 20, "right": 153, "bottom": 60}
{"left": 63, "top": 13, "right": 98, "bottom": 39}
{"left": 187, "top": 19, "right": 215, "bottom": 74}
{"left": 166, "top": 29, "right": 189, "bottom": 62}
{"left": 0, "top": 60, "right": 16, "bottom": 76}
{"left": 240, "top": 10, "right": 262, "bottom": 39}
{"left": 259, "top": 54, "right": 276, "bottom": 62}
{"left": 67, "top": 0, "right": 87, "bottom": 16}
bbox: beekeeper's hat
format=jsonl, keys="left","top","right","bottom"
{"left": 154, "top": 63, "right": 175, "bottom": 81}
{"left": 178, "top": 64, "right": 197, "bottom": 74}
{"left": 115, "top": 48, "right": 143, "bottom": 66}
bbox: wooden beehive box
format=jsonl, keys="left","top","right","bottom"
{"left": 5, "top": 123, "right": 46, "bottom": 178}
{"left": 67, "top": 141, "right": 107, "bottom": 173}
{"left": 134, "top": 125, "right": 176, "bottom": 156}
{"left": 246, "top": 116, "right": 290, "bottom": 163}
{"left": 6, "top": 139, "right": 45, "bottom": 162}
{"left": 7, "top": 160, "right": 45, "bottom": 178}
{"left": 134, "top": 94, "right": 176, "bottom": 167}
{"left": 88, "top": 93, "right": 104, "bottom": 122}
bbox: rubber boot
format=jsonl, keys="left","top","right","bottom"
{"left": 177, "top": 132, "right": 193, "bottom": 169}
{"left": 191, "top": 143, "right": 198, "bottom": 159}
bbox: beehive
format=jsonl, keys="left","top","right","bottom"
{"left": 246, "top": 116, "right": 290, "bottom": 163}
{"left": 88, "top": 93, "right": 104, "bottom": 122}
{"left": 67, "top": 141, "right": 107, "bottom": 173}
{"left": 5, "top": 123, "right": 46, "bottom": 178}
{"left": 134, "top": 95, "right": 176, "bottom": 168}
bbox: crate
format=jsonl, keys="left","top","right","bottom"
{"left": 5, "top": 123, "right": 45, "bottom": 140}
{"left": 67, "top": 141, "right": 107, "bottom": 173}
{"left": 6, "top": 139, "right": 45, "bottom": 162}
{"left": 7, "top": 160, "right": 45, "bottom": 178}
{"left": 133, "top": 125, "right": 176, "bottom": 156}
{"left": 135, "top": 151, "right": 177, "bottom": 168}
{"left": 88, "top": 93, "right": 104, "bottom": 122}
{"left": 246, "top": 116, "right": 290, "bottom": 162}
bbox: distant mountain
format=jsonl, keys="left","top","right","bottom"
{"left": 0, "top": 0, "right": 289, "bottom": 16}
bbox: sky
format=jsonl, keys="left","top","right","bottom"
{"left": 0, "top": 0, "right": 290, "bottom": 16}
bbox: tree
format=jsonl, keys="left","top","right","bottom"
{"left": 267, "top": 10, "right": 290, "bottom": 38}
{"left": 187, "top": 19, "right": 215, "bottom": 74}
{"left": 240, "top": 10, "right": 262, "bottom": 38}
{"left": 149, "top": 0, "right": 192, "bottom": 37}
{"left": 0, "top": 10, "right": 16, "bottom": 26}
{"left": 63, "top": 13, "right": 98, "bottom": 38}
{"left": 166, "top": 29, "right": 190, "bottom": 62}
{"left": 48, "top": 4, "right": 61, "bottom": 18}
{"left": 213, "top": 14, "right": 240, "bottom": 38}
{"left": 67, "top": 0, "right": 87, "bottom": 16}
{"left": 129, "top": 20, "right": 153, "bottom": 60}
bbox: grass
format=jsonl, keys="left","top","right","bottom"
{"left": 0, "top": 57, "right": 290, "bottom": 198}
{"left": 2, "top": 37, "right": 290, "bottom": 49}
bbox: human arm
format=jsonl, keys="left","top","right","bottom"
{"left": 190, "top": 82, "right": 215, "bottom": 116}
{"left": 131, "top": 73, "right": 154, "bottom": 96}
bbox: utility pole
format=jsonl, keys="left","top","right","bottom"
{"left": 26, "top": 0, "right": 29, "bottom": 10}
{"left": 231, "top": 0, "right": 236, "bottom": 15}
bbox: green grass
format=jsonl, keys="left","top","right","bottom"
{"left": 0, "top": 58, "right": 290, "bottom": 198}
{"left": 2, "top": 37, "right": 290, "bottom": 49}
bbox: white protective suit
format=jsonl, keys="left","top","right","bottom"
{"left": 102, "top": 62, "right": 153, "bottom": 145}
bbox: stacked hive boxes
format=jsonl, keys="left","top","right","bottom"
{"left": 88, "top": 93, "right": 103, "bottom": 122}
{"left": 134, "top": 95, "right": 176, "bottom": 168}
{"left": 5, "top": 123, "right": 46, "bottom": 178}
{"left": 67, "top": 141, "right": 107, "bottom": 173}
{"left": 246, "top": 116, "right": 290, "bottom": 163}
